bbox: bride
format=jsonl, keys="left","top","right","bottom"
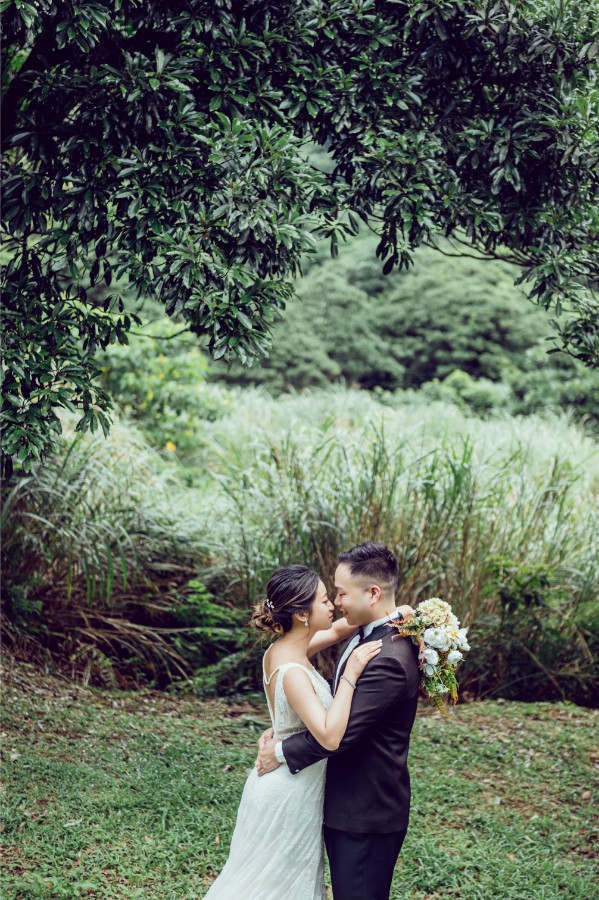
{"left": 203, "top": 564, "right": 387, "bottom": 899}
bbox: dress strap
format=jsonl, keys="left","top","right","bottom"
{"left": 263, "top": 651, "right": 315, "bottom": 685}
{"left": 267, "top": 662, "right": 315, "bottom": 685}
{"left": 263, "top": 645, "right": 286, "bottom": 686}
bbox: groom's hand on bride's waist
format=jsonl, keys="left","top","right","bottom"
{"left": 255, "top": 738, "right": 281, "bottom": 776}
{"left": 258, "top": 727, "right": 274, "bottom": 750}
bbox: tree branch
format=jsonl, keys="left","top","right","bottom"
{"left": 129, "top": 328, "right": 190, "bottom": 341}
{"left": 446, "top": 233, "right": 531, "bottom": 266}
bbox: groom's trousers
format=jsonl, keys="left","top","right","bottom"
{"left": 324, "top": 825, "right": 408, "bottom": 900}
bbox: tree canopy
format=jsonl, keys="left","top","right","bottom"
{"left": 216, "top": 236, "right": 550, "bottom": 390}
{"left": 211, "top": 233, "right": 599, "bottom": 425}
{"left": 2, "top": 0, "right": 598, "bottom": 474}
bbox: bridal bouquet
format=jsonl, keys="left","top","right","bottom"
{"left": 388, "top": 598, "right": 470, "bottom": 710}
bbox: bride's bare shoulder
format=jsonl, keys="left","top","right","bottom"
{"left": 263, "top": 641, "right": 291, "bottom": 677}
{"left": 264, "top": 641, "right": 311, "bottom": 680}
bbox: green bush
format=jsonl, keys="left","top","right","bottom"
{"left": 165, "top": 579, "right": 253, "bottom": 674}
{"left": 508, "top": 343, "right": 599, "bottom": 422}
{"left": 422, "top": 370, "right": 513, "bottom": 414}
{"left": 215, "top": 234, "right": 543, "bottom": 390}
{"left": 195, "top": 399, "right": 598, "bottom": 702}
{"left": 98, "top": 318, "right": 232, "bottom": 459}
{"left": 466, "top": 557, "right": 599, "bottom": 705}
{"left": 1, "top": 416, "right": 212, "bottom": 685}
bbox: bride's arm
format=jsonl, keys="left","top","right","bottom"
{"left": 307, "top": 617, "right": 358, "bottom": 659}
{"left": 281, "top": 641, "right": 382, "bottom": 751}
{"left": 307, "top": 605, "right": 415, "bottom": 659}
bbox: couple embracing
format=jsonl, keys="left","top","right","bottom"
{"left": 204, "top": 542, "right": 420, "bottom": 900}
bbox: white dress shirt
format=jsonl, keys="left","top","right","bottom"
{"left": 274, "top": 608, "right": 403, "bottom": 764}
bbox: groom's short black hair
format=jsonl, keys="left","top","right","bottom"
{"left": 338, "top": 542, "right": 398, "bottom": 595}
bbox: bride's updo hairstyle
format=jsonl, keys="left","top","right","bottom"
{"left": 252, "top": 565, "right": 319, "bottom": 636}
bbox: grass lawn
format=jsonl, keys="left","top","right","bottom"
{"left": 1, "top": 656, "right": 597, "bottom": 899}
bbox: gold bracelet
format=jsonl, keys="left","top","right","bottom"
{"left": 340, "top": 674, "right": 356, "bottom": 690}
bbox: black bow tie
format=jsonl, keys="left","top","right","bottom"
{"left": 358, "top": 626, "right": 367, "bottom": 643}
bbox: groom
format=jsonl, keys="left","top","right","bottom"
{"left": 256, "top": 541, "right": 420, "bottom": 900}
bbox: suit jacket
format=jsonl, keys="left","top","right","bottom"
{"left": 282, "top": 623, "right": 420, "bottom": 833}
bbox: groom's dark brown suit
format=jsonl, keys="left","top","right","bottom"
{"left": 281, "top": 622, "right": 420, "bottom": 899}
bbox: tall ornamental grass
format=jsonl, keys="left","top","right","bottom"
{"left": 2, "top": 391, "right": 597, "bottom": 702}
{"left": 195, "top": 394, "right": 598, "bottom": 703}
{"left": 1, "top": 418, "right": 208, "bottom": 684}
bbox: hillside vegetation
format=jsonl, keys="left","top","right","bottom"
{"left": 212, "top": 234, "right": 598, "bottom": 422}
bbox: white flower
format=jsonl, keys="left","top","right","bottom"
{"left": 423, "top": 626, "right": 438, "bottom": 646}
{"left": 457, "top": 628, "right": 470, "bottom": 651}
{"left": 447, "top": 649, "right": 463, "bottom": 665}
{"left": 424, "top": 663, "right": 437, "bottom": 676}
{"left": 447, "top": 625, "right": 460, "bottom": 643}
{"left": 423, "top": 626, "right": 453, "bottom": 652}
{"left": 424, "top": 647, "right": 439, "bottom": 666}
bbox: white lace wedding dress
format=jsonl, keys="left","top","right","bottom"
{"left": 203, "top": 654, "right": 333, "bottom": 899}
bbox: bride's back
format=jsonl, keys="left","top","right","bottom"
{"left": 263, "top": 642, "right": 311, "bottom": 708}
{"left": 262, "top": 646, "right": 331, "bottom": 740}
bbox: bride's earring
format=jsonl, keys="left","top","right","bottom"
{"left": 304, "top": 620, "right": 309, "bottom": 628}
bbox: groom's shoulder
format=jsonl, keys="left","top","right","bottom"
{"left": 381, "top": 630, "right": 419, "bottom": 673}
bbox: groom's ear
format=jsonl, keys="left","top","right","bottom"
{"left": 369, "top": 584, "right": 382, "bottom": 604}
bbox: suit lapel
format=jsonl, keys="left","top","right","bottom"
{"left": 334, "top": 622, "right": 396, "bottom": 692}
{"left": 369, "top": 622, "right": 395, "bottom": 641}
{"left": 334, "top": 635, "right": 359, "bottom": 689}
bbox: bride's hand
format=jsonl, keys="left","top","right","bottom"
{"left": 397, "top": 604, "right": 415, "bottom": 619}
{"left": 345, "top": 640, "right": 383, "bottom": 682}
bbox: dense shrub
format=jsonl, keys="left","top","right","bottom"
{"left": 195, "top": 407, "right": 597, "bottom": 703}
{"left": 421, "top": 370, "right": 513, "bottom": 413}
{"left": 1, "top": 417, "right": 211, "bottom": 685}
{"left": 507, "top": 343, "right": 599, "bottom": 422}
{"left": 98, "top": 318, "right": 232, "bottom": 460}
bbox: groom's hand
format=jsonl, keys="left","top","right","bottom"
{"left": 258, "top": 727, "right": 274, "bottom": 751}
{"left": 255, "top": 739, "right": 281, "bottom": 776}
